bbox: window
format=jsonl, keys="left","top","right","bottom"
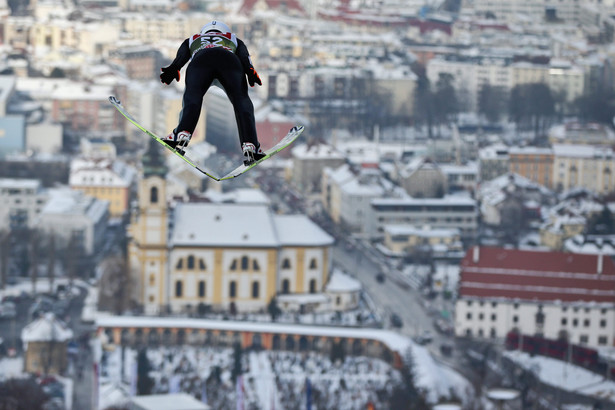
{"left": 514, "top": 303, "right": 519, "bottom": 309}
{"left": 198, "top": 281, "right": 206, "bottom": 298}
{"left": 282, "top": 279, "right": 290, "bottom": 294}
{"left": 309, "top": 279, "right": 317, "bottom": 294}
{"left": 309, "top": 258, "right": 317, "bottom": 269}
{"left": 599, "top": 336, "right": 608, "bottom": 345}
{"left": 199, "top": 259, "right": 206, "bottom": 270}
{"left": 241, "top": 256, "right": 249, "bottom": 270}
{"left": 229, "top": 281, "right": 237, "bottom": 298}
{"left": 600, "top": 319, "right": 607, "bottom": 328}
{"left": 252, "top": 281, "right": 259, "bottom": 299}
{"left": 579, "top": 335, "right": 589, "bottom": 344}
{"left": 187, "top": 255, "right": 195, "bottom": 270}
{"left": 230, "top": 260, "right": 237, "bottom": 271}
{"left": 572, "top": 319, "right": 578, "bottom": 327}
{"left": 479, "top": 313, "right": 484, "bottom": 321}
{"left": 467, "top": 300, "right": 473, "bottom": 307}
{"left": 282, "top": 258, "right": 291, "bottom": 269}
{"left": 253, "top": 260, "right": 260, "bottom": 271}
{"left": 149, "top": 275, "right": 155, "bottom": 285}
{"left": 491, "top": 314, "right": 496, "bottom": 321}
{"left": 492, "top": 302, "right": 497, "bottom": 308}
{"left": 513, "top": 315, "right": 518, "bottom": 323}
{"left": 562, "top": 318, "right": 567, "bottom": 326}
{"left": 466, "top": 312, "right": 472, "bottom": 320}
{"left": 150, "top": 186, "right": 158, "bottom": 203}
{"left": 336, "top": 296, "right": 341, "bottom": 306}
{"left": 465, "top": 329, "right": 472, "bottom": 337}
{"left": 584, "top": 319, "right": 590, "bottom": 327}
{"left": 175, "top": 280, "right": 183, "bottom": 298}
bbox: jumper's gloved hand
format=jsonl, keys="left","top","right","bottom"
{"left": 160, "top": 65, "right": 180, "bottom": 85}
{"left": 247, "top": 67, "right": 262, "bottom": 87}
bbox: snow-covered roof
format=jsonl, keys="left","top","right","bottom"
{"left": 385, "top": 225, "right": 460, "bottom": 238}
{"left": 171, "top": 203, "right": 333, "bottom": 248}
{"left": 130, "top": 393, "right": 210, "bottom": 410}
{"left": 553, "top": 144, "right": 614, "bottom": 159}
{"left": 69, "top": 158, "right": 136, "bottom": 188}
{"left": 326, "top": 270, "right": 362, "bottom": 293}
{"left": 171, "top": 203, "right": 278, "bottom": 248}
{"left": 273, "top": 215, "right": 334, "bottom": 247}
{"left": 96, "top": 316, "right": 412, "bottom": 353}
{"left": 202, "top": 188, "right": 270, "bottom": 205}
{"left": 0, "top": 178, "right": 41, "bottom": 190}
{"left": 22, "top": 313, "right": 73, "bottom": 343}
{"left": 291, "top": 143, "right": 345, "bottom": 160}
{"left": 40, "top": 187, "right": 108, "bottom": 220}
{"left": 276, "top": 293, "right": 329, "bottom": 304}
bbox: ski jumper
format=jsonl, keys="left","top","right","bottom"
{"left": 169, "top": 31, "right": 259, "bottom": 149}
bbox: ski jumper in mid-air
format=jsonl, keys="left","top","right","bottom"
{"left": 159, "top": 20, "right": 266, "bottom": 165}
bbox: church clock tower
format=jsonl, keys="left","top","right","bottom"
{"left": 128, "top": 139, "right": 170, "bottom": 315}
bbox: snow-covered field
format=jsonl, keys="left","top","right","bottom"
{"left": 504, "top": 350, "right": 615, "bottom": 402}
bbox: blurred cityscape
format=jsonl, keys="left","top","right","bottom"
{"left": 1, "top": 0, "right": 615, "bottom": 409}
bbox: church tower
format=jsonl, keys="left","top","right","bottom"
{"left": 128, "top": 139, "right": 170, "bottom": 315}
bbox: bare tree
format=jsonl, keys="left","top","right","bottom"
{"left": 99, "top": 255, "right": 131, "bottom": 315}
{"left": 47, "top": 231, "right": 56, "bottom": 294}
{"left": 30, "top": 229, "right": 40, "bottom": 295}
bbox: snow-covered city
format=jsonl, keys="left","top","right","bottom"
{"left": 2, "top": 0, "right": 615, "bottom": 409}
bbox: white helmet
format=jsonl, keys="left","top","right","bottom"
{"left": 200, "top": 20, "right": 231, "bottom": 35}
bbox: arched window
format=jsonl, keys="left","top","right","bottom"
{"left": 282, "top": 258, "right": 291, "bottom": 269}
{"left": 187, "top": 255, "right": 195, "bottom": 270}
{"left": 309, "top": 279, "right": 317, "bottom": 294}
{"left": 150, "top": 186, "right": 159, "bottom": 204}
{"left": 176, "top": 259, "right": 183, "bottom": 270}
{"left": 175, "top": 280, "right": 183, "bottom": 297}
{"left": 252, "top": 281, "right": 260, "bottom": 299}
{"left": 253, "top": 260, "right": 260, "bottom": 271}
{"left": 230, "top": 260, "right": 237, "bottom": 271}
{"left": 241, "top": 256, "right": 249, "bottom": 270}
{"left": 309, "top": 258, "right": 317, "bottom": 269}
{"left": 199, "top": 259, "right": 206, "bottom": 270}
{"left": 198, "top": 281, "right": 206, "bottom": 298}
{"left": 282, "top": 279, "right": 290, "bottom": 294}
{"left": 229, "top": 281, "right": 237, "bottom": 298}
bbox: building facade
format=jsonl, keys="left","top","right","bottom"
{"left": 455, "top": 247, "right": 615, "bottom": 348}
{"left": 129, "top": 147, "right": 334, "bottom": 315}
{"left": 552, "top": 144, "right": 615, "bottom": 194}
{"left": 508, "top": 147, "right": 554, "bottom": 189}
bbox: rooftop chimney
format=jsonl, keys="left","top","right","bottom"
{"left": 473, "top": 246, "right": 480, "bottom": 263}
{"left": 598, "top": 253, "right": 604, "bottom": 275}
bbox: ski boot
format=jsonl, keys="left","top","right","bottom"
{"left": 242, "top": 142, "right": 266, "bottom": 165}
{"left": 163, "top": 131, "right": 192, "bottom": 155}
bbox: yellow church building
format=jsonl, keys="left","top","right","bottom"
{"left": 128, "top": 141, "right": 335, "bottom": 315}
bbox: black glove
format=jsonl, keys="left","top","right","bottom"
{"left": 160, "top": 65, "right": 180, "bottom": 85}
{"left": 247, "top": 67, "right": 262, "bottom": 87}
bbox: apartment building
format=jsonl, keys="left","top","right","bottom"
{"left": 552, "top": 144, "right": 615, "bottom": 194}
{"left": 455, "top": 247, "right": 615, "bottom": 348}
{"left": 69, "top": 158, "right": 136, "bottom": 218}
{"left": 291, "top": 142, "right": 345, "bottom": 193}
{"left": 367, "top": 196, "right": 478, "bottom": 241}
{"left": 0, "top": 178, "right": 47, "bottom": 231}
{"left": 508, "top": 147, "right": 554, "bottom": 189}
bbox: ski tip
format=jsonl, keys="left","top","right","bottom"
{"left": 109, "top": 95, "right": 121, "bottom": 105}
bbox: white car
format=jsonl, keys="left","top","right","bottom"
{"left": 0, "top": 302, "right": 16, "bottom": 319}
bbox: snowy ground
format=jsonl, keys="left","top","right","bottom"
{"left": 504, "top": 350, "right": 615, "bottom": 402}
{"left": 99, "top": 345, "right": 406, "bottom": 410}
{"left": 98, "top": 340, "right": 476, "bottom": 409}
{"left": 0, "top": 277, "right": 87, "bottom": 299}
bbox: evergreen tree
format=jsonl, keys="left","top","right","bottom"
{"left": 232, "top": 342, "right": 243, "bottom": 382}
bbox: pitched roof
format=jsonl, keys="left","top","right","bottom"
{"left": 459, "top": 247, "right": 615, "bottom": 304}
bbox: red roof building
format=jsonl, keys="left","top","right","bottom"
{"left": 459, "top": 247, "right": 615, "bottom": 304}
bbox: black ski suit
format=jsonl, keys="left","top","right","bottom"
{"left": 164, "top": 32, "right": 260, "bottom": 149}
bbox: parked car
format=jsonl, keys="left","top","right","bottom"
{"left": 0, "top": 302, "right": 16, "bottom": 319}
{"left": 390, "top": 313, "right": 403, "bottom": 328}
